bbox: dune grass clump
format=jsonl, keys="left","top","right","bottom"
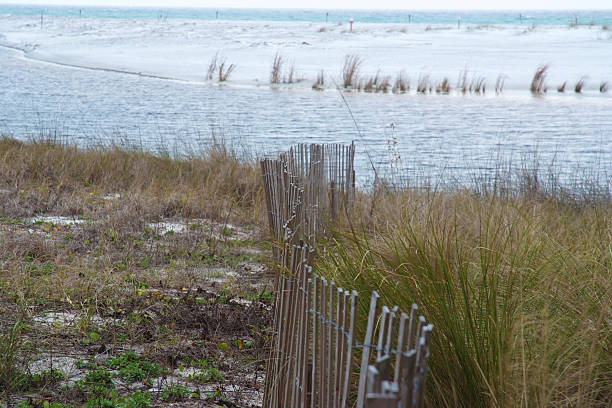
{"left": 458, "top": 70, "right": 469, "bottom": 94}
{"left": 575, "top": 77, "right": 586, "bottom": 93}
{"left": 470, "top": 76, "right": 486, "bottom": 94}
{"left": 342, "top": 55, "right": 362, "bottom": 89}
{"left": 206, "top": 52, "right": 219, "bottom": 80}
{"left": 270, "top": 52, "right": 283, "bottom": 84}
{"left": 205, "top": 53, "right": 236, "bottom": 82}
{"left": 392, "top": 70, "right": 410, "bottom": 93}
{"left": 435, "top": 77, "right": 451, "bottom": 94}
{"left": 530, "top": 65, "right": 548, "bottom": 95}
{"left": 317, "top": 174, "right": 612, "bottom": 408}
{"left": 557, "top": 81, "right": 567, "bottom": 92}
{"left": 417, "top": 74, "right": 431, "bottom": 94}
{"left": 494, "top": 74, "right": 506, "bottom": 94}
{"left": 312, "top": 70, "right": 325, "bottom": 90}
{"left": 360, "top": 71, "right": 391, "bottom": 93}
{"left": 218, "top": 60, "right": 236, "bottom": 82}
{"left": 269, "top": 53, "right": 301, "bottom": 85}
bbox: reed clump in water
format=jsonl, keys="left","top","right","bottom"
{"left": 575, "top": 77, "right": 586, "bottom": 93}
{"left": 470, "top": 76, "right": 486, "bottom": 94}
{"left": 206, "top": 52, "right": 219, "bottom": 80}
{"left": 342, "top": 54, "right": 362, "bottom": 89}
{"left": 435, "top": 77, "right": 451, "bottom": 94}
{"left": 360, "top": 71, "right": 391, "bottom": 93}
{"left": 392, "top": 70, "right": 410, "bottom": 93}
{"left": 417, "top": 74, "right": 431, "bottom": 94}
{"left": 557, "top": 81, "right": 567, "bottom": 92}
{"left": 217, "top": 59, "right": 236, "bottom": 82}
{"left": 530, "top": 65, "right": 548, "bottom": 95}
{"left": 494, "top": 74, "right": 506, "bottom": 94}
{"left": 312, "top": 70, "right": 325, "bottom": 90}
{"left": 270, "top": 52, "right": 283, "bottom": 84}
{"left": 206, "top": 53, "right": 236, "bottom": 82}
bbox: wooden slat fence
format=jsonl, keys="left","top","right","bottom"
{"left": 261, "top": 143, "right": 433, "bottom": 408}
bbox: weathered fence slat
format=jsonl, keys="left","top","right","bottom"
{"left": 260, "top": 143, "right": 432, "bottom": 408}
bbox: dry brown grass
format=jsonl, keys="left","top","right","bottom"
{"left": 558, "top": 81, "right": 567, "bottom": 92}
{"left": 342, "top": 54, "right": 362, "bottom": 89}
{"left": 575, "top": 77, "right": 586, "bottom": 93}
{"left": 0, "top": 137, "right": 263, "bottom": 223}
{"left": 218, "top": 59, "right": 236, "bottom": 82}
{"left": 270, "top": 52, "right": 283, "bottom": 84}
{"left": 470, "top": 75, "right": 486, "bottom": 94}
{"left": 530, "top": 65, "right": 548, "bottom": 95}
{"left": 435, "top": 77, "right": 451, "bottom": 94}
{"left": 495, "top": 74, "right": 506, "bottom": 94}
{"left": 458, "top": 70, "right": 468, "bottom": 94}
{"left": 312, "top": 70, "right": 325, "bottom": 90}
{"left": 417, "top": 74, "right": 431, "bottom": 94}
{"left": 392, "top": 70, "right": 410, "bottom": 93}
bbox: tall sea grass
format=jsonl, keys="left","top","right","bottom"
{"left": 316, "top": 164, "right": 612, "bottom": 407}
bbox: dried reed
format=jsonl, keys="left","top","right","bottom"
{"left": 392, "top": 71, "right": 410, "bottom": 93}
{"left": 435, "top": 78, "right": 451, "bottom": 94}
{"left": 206, "top": 52, "right": 218, "bottom": 80}
{"left": 417, "top": 74, "right": 431, "bottom": 94}
{"left": 218, "top": 59, "right": 236, "bottom": 82}
{"left": 530, "top": 65, "right": 548, "bottom": 95}
{"left": 470, "top": 76, "right": 486, "bottom": 94}
{"left": 458, "top": 70, "right": 468, "bottom": 94}
{"left": 557, "top": 81, "right": 567, "bottom": 93}
{"left": 494, "top": 74, "right": 506, "bottom": 94}
{"left": 342, "top": 55, "right": 362, "bottom": 89}
{"left": 312, "top": 70, "right": 325, "bottom": 90}
{"left": 270, "top": 52, "right": 283, "bottom": 84}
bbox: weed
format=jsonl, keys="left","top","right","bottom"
{"left": 188, "top": 367, "right": 224, "bottom": 384}
{"left": 18, "top": 369, "right": 66, "bottom": 391}
{"left": 0, "top": 322, "right": 25, "bottom": 407}
{"left": 160, "top": 384, "right": 191, "bottom": 402}
{"left": 107, "top": 351, "right": 162, "bottom": 382}
{"left": 117, "top": 392, "right": 152, "bottom": 408}
{"left": 76, "top": 368, "right": 114, "bottom": 399}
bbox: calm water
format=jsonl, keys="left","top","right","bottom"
{"left": 1, "top": 5, "right": 612, "bottom": 26}
{"left": 1, "top": 45, "right": 610, "bottom": 187}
